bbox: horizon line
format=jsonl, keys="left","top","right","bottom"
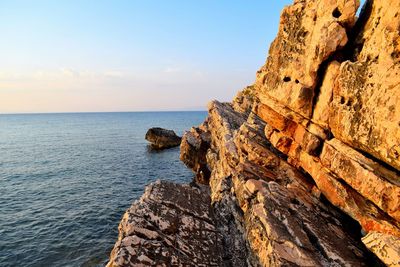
{"left": 0, "top": 109, "right": 208, "bottom": 116}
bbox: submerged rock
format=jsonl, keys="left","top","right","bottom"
{"left": 145, "top": 127, "right": 182, "bottom": 149}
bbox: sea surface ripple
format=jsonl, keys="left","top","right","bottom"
{"left": 0, "top": 111, "right": 206, "bottom": 267}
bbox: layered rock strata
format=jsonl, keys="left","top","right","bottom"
{"left": 107, "top": 181, "right": 224, "bottom": 266}
{"left": 108, "top": 0, "right": 400, "bottom": 265}
{"left": 182, "top": 101, "right": 382, "bottom": 266}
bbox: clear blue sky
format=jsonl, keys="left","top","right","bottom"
{"left": 1, "top": 0, "right": 361, "bottom": 113}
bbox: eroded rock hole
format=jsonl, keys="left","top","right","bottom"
{"left": 290, "top": 198, "right": 300, "bottom": 205}
{"left": 391, "top": 51, "right": 400, "bottom": 59}
{"left": 332, "top": 8, "right": 341, "bottom": 18}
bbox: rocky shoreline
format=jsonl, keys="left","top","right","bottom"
{"left": 107, "top": 0, "right": 400, "bottom": 266}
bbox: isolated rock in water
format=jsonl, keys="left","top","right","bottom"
{"left": 145, "top": 127, "right": 182, "bottom": 149}
{"left": 106, "top": 180, "right": 224, "bottom": 266}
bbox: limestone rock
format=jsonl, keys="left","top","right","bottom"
{"left": 145, "top": 127, "right": 182, "bottom": 149}
{"left": 256, "top": 0, "right": 359, "bottom": 118}
{"left": 311, "top": 61, "right": 341, "bottom": 128}
{"left": 232, "top": 85, "right": 257, "bottom": 114}
{"left": 329, "top": 0, "right": 400, "bottom": 171}
{"left": 106, "top": 180, "right": 223, "bottom": 267}
{"left": 298, "top": 149, "right": 400, "bottom": 237}
{"left": 109, "top": 0, "right": 400, "bottom": 265}
{"left": 243, "top": 179, "right": 372, "bottom": 266}
{"left": 362, "top": 231, "right": 400, "bottom": 267}
{"left": 188, "top": 100, "right": 380, "bottom": 266}
{"left": 180, "top": 125, "right": 211, "bottom": 184}
{"left": 321, "top": 139, "right": 400, "bottom": 221}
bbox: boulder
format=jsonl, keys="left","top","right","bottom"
{"left": 145, "top": 127, "right": 182, "bottom": 149}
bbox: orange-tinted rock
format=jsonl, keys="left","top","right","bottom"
{"left": 201, "top": 101, "right": 380, "bottom": 266}
{"left": 270, "top": 131, "right": 293, "bottom": 155}
{"left": 311, "top": 61, "right": 341, "bottom": 128}
{"left": 298, "top": 150, "right": 400, "bottom": 237}
{"left": 255, "top": 102, "right": 292, "bottom": 131}
{"left": 321, "top": 139, "right": 400, "bottom": 221}
{"left": 256, "top": 0, "right": 359, "bottom": 118}
{"left": 329, "top": 0, "right": 400, "bottom": 171}
{"left": 255, "top": 98, "right": 328, "bottom": 140}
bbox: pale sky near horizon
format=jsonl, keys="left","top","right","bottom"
{"left": 0, "top": 0, "right": 364, "bottom": 113}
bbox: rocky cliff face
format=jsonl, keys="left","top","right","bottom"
{"left": 108, "top": 0, "right": 400, "bottom": 266}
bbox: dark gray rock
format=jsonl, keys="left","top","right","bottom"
{"left": 145, "top": 127, "right": 182, "bottom": 149}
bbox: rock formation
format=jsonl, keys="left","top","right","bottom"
{"left": 106, "top": 181, "right": 225, "bottom": 266}
{"left": 145, "top": 127, "right": 182, "bottom": 149}
{"left": 108, "top": 0, "right": 400, "bottom": 266}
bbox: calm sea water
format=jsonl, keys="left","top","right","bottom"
{"left": 0, "top": 111, "right": 206, "bottom": 267}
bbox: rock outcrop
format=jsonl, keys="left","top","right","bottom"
{"left": 108, "top": 0, "right": 400, "bottom": 266}
{"left": 145, "top": 127, "right": 182, "bottom": 149}
{"left": 107, "top": 180, "right": 224, "bottom": 266}
{"left": 179, "top": 126, "right": 211, "bottom": 184}
{"left": 182, "top": 101, "right": 381, "bottom": 266}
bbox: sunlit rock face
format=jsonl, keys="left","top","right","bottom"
{"left": 255, "top": 0, "right": 359, "bottom": 118}
{"left": 108, "top": 0, "right": 400, "bottom": 265}
{"left": 189, "top": 101, "right": 378, "bottom": 266}
{"left": 330, "top": 0, "right": 400, "bottom": 171}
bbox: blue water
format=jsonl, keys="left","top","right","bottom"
{"left": 0, "top": 111, "right": 206, "bottom": 267}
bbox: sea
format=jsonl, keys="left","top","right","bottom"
{"left": 0, "top": 111, "right": 207, "bottom": 267}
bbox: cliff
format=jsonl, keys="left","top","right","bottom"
{"left": 107, "top": 0, "right": 400, "bottom": 266}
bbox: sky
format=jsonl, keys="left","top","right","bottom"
{"left": 0, "top": 0, "right": 359, "bottom": 113}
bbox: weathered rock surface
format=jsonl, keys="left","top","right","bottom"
{"left": 232, "top": 85, "right": 257, "bottom": 115}
{"left": 109, "top": 0, "right": 400, "bottom": 265}
{"left": 185, "top": 101, "right": 380, "bottom": 266}
{"left": 362, "top": 231, "right": 400, "bottom": 267}
{"left": 330, "top": 0, "right": 400, "bottom": 171}
{"left": 255, "top": 0, "right": 359, "bottom": 118}
{"left": 145, "top": 127, "right": 182, "bottom": 149}
{"left": 180, "top": 125, "right": 211, "bottom": 184}
{"left": 107, "top": 180, "right": 224, "bottom": 267}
